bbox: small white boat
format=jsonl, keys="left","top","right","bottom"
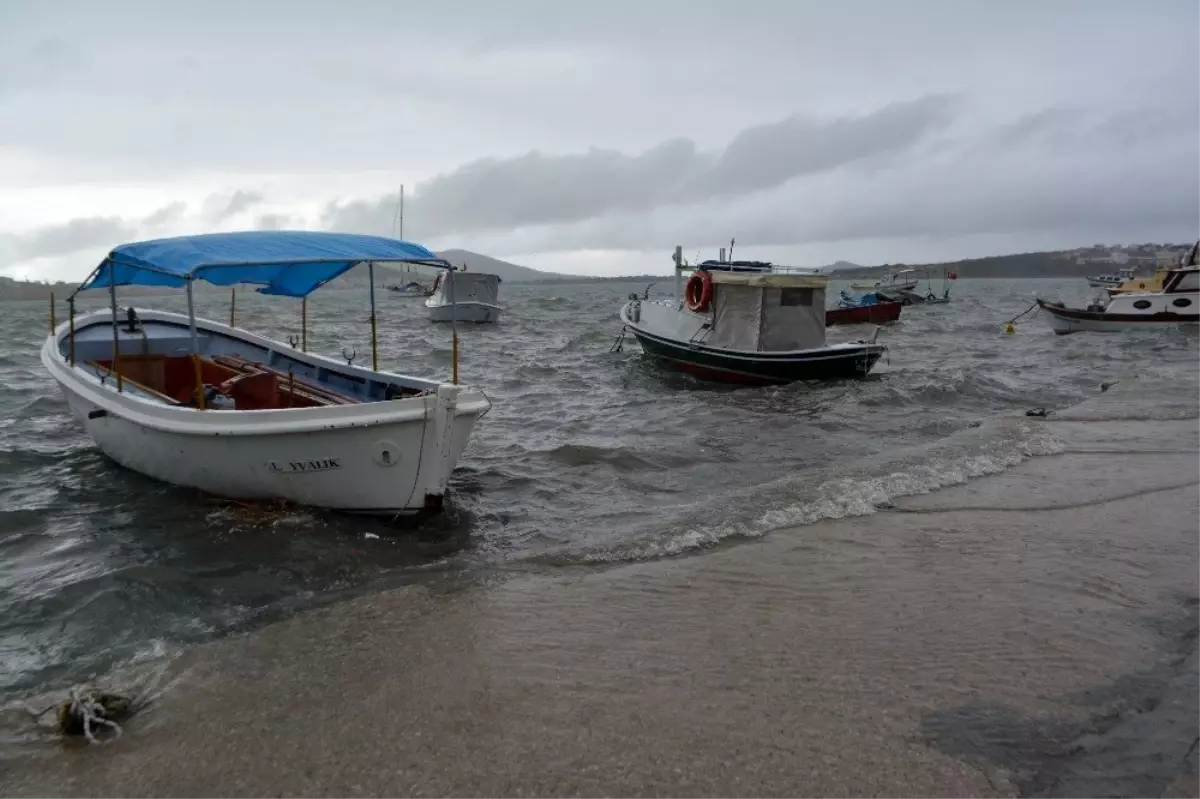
{"left": 1037, "top": 265, "right": 1199, "bottom": 334}
{"left": 1086, "top": 267, "right": 1135, "bottom": 288}
{"left": 42, "top": 230, "right": 491, "bottom": 515}
{"left": 425, "top": 271, "right": 501, "bottom": 323}
{"left": 849, "top": 268, "right": 922, "bottom": 293}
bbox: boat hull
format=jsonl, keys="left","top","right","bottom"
{"left": 1036, "top": 300, "right": 1200, "bottom": 334}
{"left": 621, "top": 314, "right": 884, "bottom": 385}
{"left": 849, "top": 279, "right": 918, "bottom": 292}
{"left": 42, "top": 310, "right": 490, "bottom": 515}
{"left": 826, "top": 301, "right": 902, "bottom": 326}
{"left": 426, "top": 301, "right": 501, "bottom": 323}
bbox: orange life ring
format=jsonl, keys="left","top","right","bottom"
{"left": 685, "top": 270, "right": 714, "bottom": 312}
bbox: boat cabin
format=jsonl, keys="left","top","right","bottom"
{"left": 695, "top": 270, "right": 829, "bottom": 352}
{"left": 429, "top": 271, "right": 500, "bottom": 305}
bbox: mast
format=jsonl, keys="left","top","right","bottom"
{"left": 673, "top": 245, "right": 683, "bottom": 309}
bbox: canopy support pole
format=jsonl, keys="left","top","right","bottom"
{"left": 109, "top": 279, "right": 123, "bottom": 392}
{"left": 369, "top": 261, "right": 379, "bottom": 371}
{"left": 449, "top": 267, "right": 459, "bottom": 385}
{"left": 49, "top": 292, "right": 55, "bottom": 334}
{"left": 186, "top": 278, "right": 205, "bottom": 410}
{"left": 230, "top": 287, "right": 236, "bottom": 328}
{"left": 301, "top": 298, "right": 308, "bottom": 352}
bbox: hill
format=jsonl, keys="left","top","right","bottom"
{"left": 831, "top": 247, "right": 1190, "bottom": 279}
{"left": 433, "top": 249, "right": 570, "bottom": 282}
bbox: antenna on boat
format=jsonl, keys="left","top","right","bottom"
{"left": 673, "top": 245, "right": 684, "bottom": 309}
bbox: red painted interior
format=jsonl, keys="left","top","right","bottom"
{"left": 92, "top": 354, "right": 354, "bottom": 410}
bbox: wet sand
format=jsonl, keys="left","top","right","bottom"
{"left": 3, "top": 405, "right": 1197, "bottom": 797}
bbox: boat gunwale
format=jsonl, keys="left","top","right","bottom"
{"left": 44, "top": 308, "right": 491, "bottom": 437}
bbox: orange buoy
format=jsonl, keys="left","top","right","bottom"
{"left": 685, "top": 270, "right": 714, "bottom": 312}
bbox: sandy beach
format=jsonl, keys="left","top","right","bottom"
{"left": 2, "top": 393, "right": 1197, "bottom": 798}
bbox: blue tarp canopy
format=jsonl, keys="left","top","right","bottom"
{"left": 77, "top": 230, "right": 448, "bottom": 298}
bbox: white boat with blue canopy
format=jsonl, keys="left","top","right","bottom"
{"left": 41, "top": 230, "right": 491, "bottom": 516}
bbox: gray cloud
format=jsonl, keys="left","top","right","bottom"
{"left": 142, "top": 201, "right": 188, "bottom": 228}
{"left": 204, "top": 190, "right": 265, "bottom": 223}
{"left": 0, "top": 217, "right": 135, "bottom": 263}
{"left": 323, "top": 94, "right": 962, "bottom": 236}
{"left": 254, "top": 213, "right": 297, "bottom": 230}
{"left": 419, "top": 104, "right": 1199, "bottom": 256}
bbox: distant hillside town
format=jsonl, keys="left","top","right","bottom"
{"left": 1061, "top": 242, "right": 1190, "bottom": 268}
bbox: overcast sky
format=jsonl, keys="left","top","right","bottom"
{"left": 1, "top": 0, "right": 1196, "bottom": 280}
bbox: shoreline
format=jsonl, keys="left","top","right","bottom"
{"left": 2, "top": 397, "right": 1197, "bottom": 797}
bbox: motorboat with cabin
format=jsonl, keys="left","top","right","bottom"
{"left": 1104, "top": 264, "right": 1173, "bottom": 297}
{"left": 1087, "top": 267, "right": 1136, "bottom": 289}
{"left": 849, "top": 268, "right": 921, "bottom": 293}
{"left": 618, "top": 246, "right": 886, "bottom": 384}
{"left": 425, "top": 269, "right": 501, "bottom": 323}
{"left": 1036, "top": 263, "right": 1199, "bottom": 334}
{"left": 41, "top": 230, "right": 492, "bottom": 515}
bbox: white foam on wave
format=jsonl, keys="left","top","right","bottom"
{"left": 573, "top": 416, "right": 1067, "bottom": 563}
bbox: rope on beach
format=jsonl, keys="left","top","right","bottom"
{"left": 63, "top": 686, "right": 128, "bottom": 744}
{"left": 27, "top": 686, "right": 132, "bottom": 745}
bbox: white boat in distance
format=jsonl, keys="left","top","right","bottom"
{"left": 1086, "top": 267, "right": 1135, "bottom": 288}
{"left": 849, "top": 269, "right": 922, "bottom": 293}
{"left": 426, "top": 270, "right": 501, "bottom": 323}
{"left": 41, "top": 230, "right": 491, "bottom": 515}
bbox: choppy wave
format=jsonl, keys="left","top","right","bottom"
{"left": 526, "top": 412, "right": 1067, "bottom": 565}
{"left": 1, "top": 278, "right": 1197, "bottom": 695}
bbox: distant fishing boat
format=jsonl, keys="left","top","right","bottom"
{"left": 618, "top": 246, "right": 886, "bottom": 385}
{"left": 425, "top": 270, "right": 502, "bottom": 323}
{"left": 41, "top": 230, "right": 491, "bottom": 515}
{"left": 1086, "top": 267, "right": 1135, "bottom": 288}
{"left": 849, "top": 269, "right": 921, "bottom": 293}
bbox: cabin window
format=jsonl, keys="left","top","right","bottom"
{"left": 1132, "top": 299, "right": 1152, "bottom": 309}
{"left": 1173, "top": 271, "right": 1199, "bottom": 292}
{"left": 1172, "top": 297, "right": 1192, "bottom": 308}
{"left": 780, "top": 288, "right": 813, "bottom": 307}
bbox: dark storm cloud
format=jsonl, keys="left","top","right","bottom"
{"left": 322, "top": 94, "right": 962, "bottom": 236}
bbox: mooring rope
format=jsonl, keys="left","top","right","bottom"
{"left": 1005, "top": 301, "right": 1040, "bottom": 325}
{"left": 609, "top": 325, "right": 627, "bottom": 353}
{"left": 67, "top": 686, "right": 124, "bottom": 744}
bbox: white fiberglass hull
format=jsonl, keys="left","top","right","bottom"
{"left": 426, "top": 301, "right": 501, "bottom": 323}
{"left": 42, "top": 309, "right": 491, "bottom": 515}
{"left": 848, "top": 279, "right": 919, "bottom": 292}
